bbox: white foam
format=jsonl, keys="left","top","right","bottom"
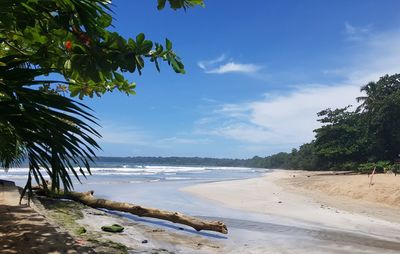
{"left": 165, "top": 177, "right": 191, "bottom": 180}
{"left": 0, "top": 166, "right": 263, "bottom": 179}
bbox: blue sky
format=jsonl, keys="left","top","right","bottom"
{"left": 84, "top": 0, "right": 400, "bottom": 158}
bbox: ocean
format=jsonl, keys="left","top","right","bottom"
{"left": 0, "top": 164, "right": 268, "bottom": 215}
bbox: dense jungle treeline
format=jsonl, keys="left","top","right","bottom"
{"left": 249, "top": 74, "right": 400, "bottom": 173}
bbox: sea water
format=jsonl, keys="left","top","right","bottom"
{"left": 0, "top": 164, "right": 268, "bottom": 215}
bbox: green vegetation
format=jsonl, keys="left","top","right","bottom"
{"left": 0, "top": 0, "right": 203, "bottom": 197}
{"left": 76, "top": 226, "right": 87, "bottom": 235}
{"left": 247, "top": 74, "right": 400, "bottom": 172}
{"left": 101, "top": 224, "right": 124, "bottom": 233}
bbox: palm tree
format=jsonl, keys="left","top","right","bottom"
{"left": 356, "top": 80, "right": 379, "bottom": 112}
{"left": 357, "top": 74, "right": 400, "bottom": 112}
{"left": 0, "top": 58, "right": 101, "bottom": 201}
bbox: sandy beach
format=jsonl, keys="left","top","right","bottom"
{"left": 2, "top": 169, "right": 400, "bottom": 253}
{"left": 184, "top": 170, "right": 400, "bottom": 226}
{"left": 183, "top": 170, "right": 400, "bottom": 252}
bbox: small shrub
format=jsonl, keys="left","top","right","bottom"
{"left": 358, "top": 162, "right": 375, "bottom": 174}
{"left": 375, "top": 161, "right": 391, "bottom": 173}
{"left": 358, "top": 161, "right": 392, "bottom": 174}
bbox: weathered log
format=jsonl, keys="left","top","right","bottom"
{"left": 36, "top": 189, "right": 228, "bottom": 234}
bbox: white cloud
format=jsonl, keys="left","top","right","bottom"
{"left": 344, "top": 22, "right": 372, "bottom": 41}
{"left": 198, "top": 55, "right": 262, "bottom": 74}
{"left": 331, "top": 29, "right": 400, "bottom": 84}
{"left": 198, "top": 54, "right": 226, "bottom": 70}
{"left": 198, "top": 84, "right": 360, "bottom": 145}
{"left": 206, "top": 62, "right": 262, "bottom": 74}
{"left": 345, "top": 22, "right": 357, "bottom": 34}
{"left": 197, "top": 28, "right": 400, "bottom": 153}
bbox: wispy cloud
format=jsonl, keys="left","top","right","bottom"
{"left": 157, "top": 137, "right": 211, "bottom": 145}
{"left": 344, "top": 22, "right": 372, "bottom": 41}
{"left": 197, "top": 84, "right": 360, "bottom": 145}
{"left": 205, "top": 62, "right": 262, "bottom": 74}
{"left": 198, "top": 54, "right": 226, "bottom": 70}
{"left": 198, "top": 55, "right": 262, "bottom": 74}
{"left": 196, "top": 28, "right": 400, "bottom": 154}
{"left": 333, "top": 29, "right": 400, "bottom": 84}
{"left": 99, "top": 123, "right": 149, "bottom": 145}
{"left": 98, "top": 122, "right": 214, "bottom": 156}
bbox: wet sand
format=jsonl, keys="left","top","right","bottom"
{"left": 183, "top": 170, "right": 400, "bottom": 253}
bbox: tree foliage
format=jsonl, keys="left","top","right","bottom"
{"left": 357, "top": 74, "right": 400, "bottom": 161}
{"left": 246, "top": 74, "right": 400, "bottom": 172}
{"left": 0, "top": 0, "right": 203, "bottom": 198}
{"left": 0, "top": 0, "right": 202, "bottom": 98}
{"left": 313, "top": 106, "right": 368, "bottom": 167}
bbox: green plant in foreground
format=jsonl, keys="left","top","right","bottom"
{"left": 0, "top": 0, "right": 204, "bottom": 198}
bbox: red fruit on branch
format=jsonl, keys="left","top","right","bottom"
{"left": 65, "top": 40, "right": 72, "bottom": 50}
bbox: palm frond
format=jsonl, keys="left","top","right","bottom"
{"left": 0, "top": 63, "right": 101, "bottom": 199}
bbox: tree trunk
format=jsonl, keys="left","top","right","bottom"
{"left": 36, "top": 189, "right": 228, "bottom": 234}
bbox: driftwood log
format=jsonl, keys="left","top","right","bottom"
{"left": 35, "top": 189, "right": 228, "bottom": 234}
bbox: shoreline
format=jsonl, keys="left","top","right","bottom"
{"left": 2, "top": 169, "right": 400, "bottom": 253}
{"left": 183, "top": 169, "right": 400, "bottom": 240}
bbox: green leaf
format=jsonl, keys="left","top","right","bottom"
{"left": 157, "top": 0, "right": 167, "bottom": 10}
{"left": 98, "top": 13, "right": 112, "bottom": 27}
{"left": 136, "top": 33, "right": 145, "bottom": 45}
{"left": 141, "top": 40, "right": 153, "bottom": 54}
{"left": 114, "top": 72, "right": 124, "bottom": 82}
{"left": 64, "top": 60, "right": 71, "bottom": 70}
{"left": 166, "top": 38, "right": 172, "bottom": 51}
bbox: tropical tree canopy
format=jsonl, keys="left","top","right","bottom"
{"left": 0, "top": 0, "right": 204, "bottom": 198}
{"left": 244, "top": 74, "right": 400, "bottom": 172}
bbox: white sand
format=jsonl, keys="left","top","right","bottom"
{"left": 183, "top": 170, "right": 400, "bottom": 242}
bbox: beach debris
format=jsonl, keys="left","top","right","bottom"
{"left": 369, "top": 166, "right": 376, "bottom": 187}
{"left": 101, "top": 224, "right": 124, "bottom": 233}
{"left": 141, "top": 240, "right": 148, "bottom": 244}
{"left": 34, "top": 188, "right": 228, "bottom": 234}
{"left": 278, "top": 201, "right": 283, "bottom": 204}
